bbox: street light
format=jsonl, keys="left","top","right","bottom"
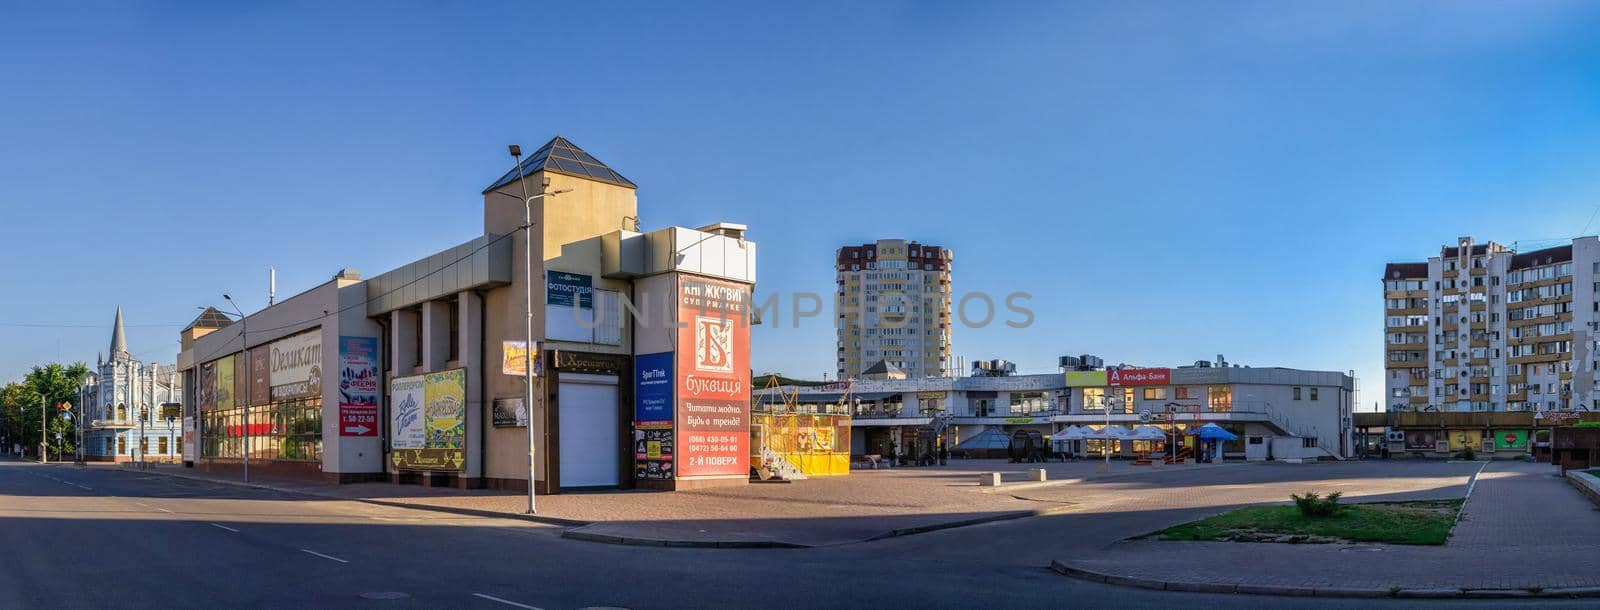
{"left": 222, "top": 297, "right": 250, "bottom": 483}
{"left": 508, "top": 143, "right": 571, "bottom": 514}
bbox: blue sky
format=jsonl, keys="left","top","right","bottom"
{"left": 3, "top": 2, "right": 1600, "bottom": 408}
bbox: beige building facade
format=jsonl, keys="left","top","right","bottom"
{"left": 835, "top": 239, "right": 953, "bottom": 380}
{"left": 179, "top": 136, "right": 757, "bottom": 492}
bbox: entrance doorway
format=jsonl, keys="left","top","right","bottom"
{"left": 558, "top": 373, "right": 621, "bottom": 487}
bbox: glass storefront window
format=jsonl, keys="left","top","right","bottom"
{"left": 1208, "top": 386, "right": 1233, "bottom": 412}
{"left": 1082, "top": 388, "right": 1105, "bottom": 411}
{"left": 201, "top": 398, "right": 322, "bottom": 462}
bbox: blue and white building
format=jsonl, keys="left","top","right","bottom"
{"left": 81, "top": 307, "right": 184, "bottom": 462}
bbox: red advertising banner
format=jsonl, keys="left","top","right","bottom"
{"left": 1107, "top": 368, "right": 1171, "bottom": 386}
{"left": 675, "top": 274, "right": 751, "bottom": 478}
{"left": 338, "top": 336, "right": 381, "bottom": 437}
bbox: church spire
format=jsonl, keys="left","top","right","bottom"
{"left": 110, "top": 305, "right": 129, "bottom": 359}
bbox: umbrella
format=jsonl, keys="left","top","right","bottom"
{"left": 1130, "top": 425, "right": 1166, "bottom": 440}
{"left": 1194, "top": 423, "right": 1238, "bottom": 441}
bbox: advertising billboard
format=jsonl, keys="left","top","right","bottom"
{"left": 1063, "top": 371, "right": 1108, "bottom": 387}
{"left": 270, "top": 329, "right": 322, "bottom": 401}
{"left": 1404, "top": 429, "right": 1438, "bottom": 450}
{"left": 390, "top": 369, "right": 466, "bottom": 471}
{"left": 675, "top": 275, "right": 751, "bottom": 478}
{"left": 215, "top": 354, "right": 235, "bottom": 412}
{"left": 199, "top": 361, "right": 215, "bottom": 411}
{"left": 545, "top": 271, "right": 595, "bottom": 342}
{"left": 635, "top": 352, "right": 673, "bottom": 426}
{"left": 501, "top": 340, "right": 540, "bottom": 377}
{"left": 1107, "top": 368, "right": 1170, "bottom": 386}
{"left": 338, "top": 336, "right": 380, "bottom": 437}
{"left": 249, "top": 345, "right": 270, "bottom": 407}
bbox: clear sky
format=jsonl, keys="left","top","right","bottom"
{"left": 4, "top": 2, "right": 1600, "bottom": 409}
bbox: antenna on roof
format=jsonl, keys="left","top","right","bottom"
{"left": 269, "top": 267, "right": 276, "bottom": 306}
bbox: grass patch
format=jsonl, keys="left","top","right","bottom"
{"left": 1141, "top": 499, "right": 1463, "bottom": 546}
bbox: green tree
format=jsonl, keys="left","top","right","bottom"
{"left": 1, "top": 362, "right": 89, "bottom": 458}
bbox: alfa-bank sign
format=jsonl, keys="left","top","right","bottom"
{"left": 1107, "top": 367, "right": 1171, "bottom": 386}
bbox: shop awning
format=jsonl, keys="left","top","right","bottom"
{"left": 1194, "top": 423, "right": 1238, "bottom": 441}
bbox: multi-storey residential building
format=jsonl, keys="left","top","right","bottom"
{"left": 1383, "top": 236, "right": 1599, "bottom": 413}
{"left": 81, "top": 306, "right": 185, "bottom": 462}
{"left": 835, "top": 239, "right": 953, "bottom": 380}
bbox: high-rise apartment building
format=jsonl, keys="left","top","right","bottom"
{"left": 836, "top": 239, "right": 953, "bottom": 380}
{"left": 1383, "top": 236, "right": 1599, "bottom": 413}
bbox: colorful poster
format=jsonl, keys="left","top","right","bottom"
{"left": 250, "top": 345, "right": 270, "bottom": 407}
{"left": 338, "top": 336, "right": 380, "bottom": 437}
{"left": 391, "top": 369, "right": 466, "bottom": 471}
{"left": 1495, "top": 429, "right": 1529, "bottom": 450}
{"left": 270, "top": 329, "right": 323, "bottom": 401}
{"left": 215, "top": 354, "right": 235, "bottom": 412}
{"left": 233, "top": 350, "right": 249, "bottom": 408}
{"left": 635, "top": 352, "right": 673, "bottom": 425}
{"left": 502, "top": 340, "right": 540, "bottom": 377}
{"left": 675, "top": 275, "right": 751, "bottom": 478}
{"left": 1107, "top": 368, "right": 1170, "bottom": 386}
{"left": 390, "top": 375, "right": 426, "bottom": 450}
{"left": 634, "top": 428, "right": 675, "bottom": 480}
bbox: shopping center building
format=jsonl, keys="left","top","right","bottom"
{"left": 176, "top": 136, "right": 756, "bottom": 492}
{"left": 756, "top": 356, "right": 1356, "bottom": 461}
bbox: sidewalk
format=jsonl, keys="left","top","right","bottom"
{"left": 1050, "top": 461, "right": 1600, "bottom": 598}
{"left": 110, "top": 459, "right": 1204, "bottom": 547}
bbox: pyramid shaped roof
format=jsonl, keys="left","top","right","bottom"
{"left": 483, "top": 136, "right": 636, "bottom": 193}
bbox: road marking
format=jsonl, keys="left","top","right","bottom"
{"left": 156, "top": 507, "right": 174, "bottom": 513}
{"left": 471, "top": 593, "right": 544, "bottom": 609}
{"left": 134, "top": 502, "right": 150, "bottom": 507}
{"left": 300, "top": 549, "right": 349, "bottom": 563}
{"left": 209, "top": 523, "right": 240, "bottom": 533}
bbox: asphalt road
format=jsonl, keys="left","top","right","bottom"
{"left": 0, "top": 458, "right": 1588, "bottom": 610}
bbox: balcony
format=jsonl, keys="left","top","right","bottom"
{"left": 90, "top": 419, "right": 139, "bottom": 429}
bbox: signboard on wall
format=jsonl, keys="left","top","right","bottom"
{"left": 492, "top": 398, "right": 526, "bottom": 427}
{"left": 675, "top": 275, "right": 751, "bottom": 478}
{"left": 270, "top": 329, "right": 323, "bottom": 401}
{"left": 502, "top": 340, "right": 540, "bottom": 376}
{"left": 546, "top": 271, "right": 595, "bottom": 342}
{"left": 635, "top": 428, "right": 675, "bottom": 480}
{"left": 635, "top": 352, "right": 673, "bottom": 426}
{"left": 546, "top": 271, "right": 594, "bottom": 308}
{"left": 390, "top": 369, "right": 466, "bottom": 471}
{"left": 215, "top": 354, "right": 235, "bottom": 411}
{"left": 338, "top": 336, "right": 380, "bottom": 437}
{"left": 199, "top": 361, "right": 216, "bottom": 411}
{"left": 1107, "top": 368, "right": 1170, "bottom": 386}
{"left": 1063, "top": 371, "right": 1108, "bottom": 387}
{"left": 249, "top": 345, "right": 270, "bottom": 406}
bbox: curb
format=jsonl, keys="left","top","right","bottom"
{"left": 110, "top": 465, "right": 590, "bottom": 528}
{"left": 864, "top": 504, "right": 1076, "bottom": 541}
{"left": 560, "top": 529, "right": 808, "bottom": 549}
{"left": 1048, "top": 560, "right": 1600, "bottom": 599}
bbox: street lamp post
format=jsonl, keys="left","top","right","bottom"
{"left": 508, "top": 143, "right": 570, "bottom": 514}
{"left": 223, "top": 296, "right": 250, "bottom": 483}
{"left": 40, "top": 394, "right": 47, "bottom": 463}
{"left": 139, "top": 406, "right": 147, "bottom": 470}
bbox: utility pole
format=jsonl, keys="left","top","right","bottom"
{"left": 139, "top": 406, "right": 147, "bottom": 470}
{"left": 40, "top": 394, "right": 47, "bottom": 463}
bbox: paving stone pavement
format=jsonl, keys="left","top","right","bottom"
{"left": 1055, "top": 460, "right": 1600, "bottom": 592}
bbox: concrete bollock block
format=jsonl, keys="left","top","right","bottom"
{"left": 978, "top": 472, "right": 1002, "bottom": 486}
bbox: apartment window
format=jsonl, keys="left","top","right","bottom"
{"left": 1082, "top": 387, "right": 1105, "bottom": 411}
{"left": 1142, "top": 387, "right": 1166, "bottom": 400}
{"left": 159, "top": 437, "right": 169, "bottom": 455}
{"left": 1122, "top": 388, "right": 1135, "bottom": 414}
{"left": 1302, "top": 437, "right": 1318, "bottom": 449}
{"left": 139, "top": 437, "right": 148, "bottom": 456}
{"left": 1309, "top": 387, "right": 1319, "bottom": 401}
{"left": 1293, "top": 387, "right": 1302, "bottom": 400}
{"left": 104, "top": 438, "right": 113, "bottom": 455}
{"left": 1175, "top": 387, "right": 1193, "bottom": 400}
{"left": 117, "top": 437, "right": 126, "bottom": 455}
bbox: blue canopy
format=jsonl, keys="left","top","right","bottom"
{"left": 1194, "top": 423, "right": 1238, "bottom": 441}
